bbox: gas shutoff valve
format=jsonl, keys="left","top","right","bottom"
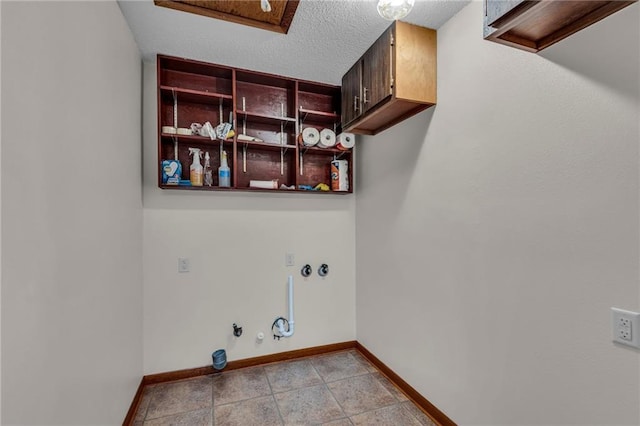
{"left": 232, "top": 323, "right": 243, "bottom": 337}
{"left": 318, "top": 264, "right": 329, "bottom": 277}
{"left": 301, "top": 264, "right": 312, "bottom": 277}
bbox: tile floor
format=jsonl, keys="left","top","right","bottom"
{"left": 133, "top": 350, "right": 438, "bottom": 426}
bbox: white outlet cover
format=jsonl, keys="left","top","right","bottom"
{"left": 285, "top": 253, "right": 295, "bottom": 267}
{"left": 178, "top": 257, "right": 190, "bottom": 273}
{"left": 611, "top": 307, "right": 640, "bottom": 348}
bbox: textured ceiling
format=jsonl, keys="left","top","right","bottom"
{"left": 118, "top": 0, "right": 470, "bottom": 85}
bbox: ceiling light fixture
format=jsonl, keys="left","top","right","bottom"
{"left": 377, "top": 0, "right": 415, "bottom": 21}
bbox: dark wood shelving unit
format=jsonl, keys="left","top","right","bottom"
{"left": 157, "top": 55, "right": 352, "bottom": 194}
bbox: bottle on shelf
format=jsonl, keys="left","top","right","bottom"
{"left": 218, "top": 150, "right": 230, "bottom": 187}
{"left": 189, "top": 147, "right": 203, "bottom": 187}
{"left": 204, "top": 151, "right": 213, "bottom": 186}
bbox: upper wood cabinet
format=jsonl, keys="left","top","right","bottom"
{"left": 483, "top": 0, "right": 637, "bottom": 53}
{"left": 341, "top": 21, "right": 437, "bottom": 135}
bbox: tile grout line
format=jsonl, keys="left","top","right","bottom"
{"left": 139, "top": 388, "right": 153, "bottom": 423}
{"left": 312, "top": 354, "right": 353, "bottom": 423}
{"left": 263, "top": 363, "right": 286, "bottom": 425}
{"left": 211, "top": 374, "right": 215, "bottom": 426}
{"left": 325, "top": 352, "right": 408, "bottom": 423}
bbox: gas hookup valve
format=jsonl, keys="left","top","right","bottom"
{"left": 233, "top": 323, "right": 243, "bottom": 337}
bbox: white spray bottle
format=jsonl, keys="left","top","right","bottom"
{"left": 204, "top": 151, "right": 213, "bottom": 186}
{"left": 218, "top": 150, "right": 230, "bottom": 187}
{"left": 189, "top": 147, "right": 203, "bottom": 186}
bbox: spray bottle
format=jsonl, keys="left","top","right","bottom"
{"left": 218, "top": 150, "right": 230, "bottom": 187}
{"left": 189, "top": 147, "right": 203, "bottom": 186}
{"left": 204, "top": 151, "right": 213, "bottom": 186}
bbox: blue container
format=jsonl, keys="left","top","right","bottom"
{"left": 212, "top": 349, "right": 227, "bottom": 370}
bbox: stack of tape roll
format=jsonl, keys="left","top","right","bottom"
{"left": 298, "top": 127, "right": 320, "bottom": 147}
{"left": 336, "top": 132, "right": 355, "bottom": 151}
{"left": 318, "top": 128, "right": 336, "bottom": 148}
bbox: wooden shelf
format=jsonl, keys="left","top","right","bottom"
{"left": 301, "top": 145, "right": 351, "bottom": 155}
{"left": 299, "top": 108, "right": 340, "bottom": 120}
{"left": 160, "top": 85, "right": 232, "bottom": 104}
{"left": 160, "top": 133, "right": 233, "bottom": 144}
{"left": 159, "top": 185, "right": 349, "bottom": 195}
{"left": 237, "top": 110, "right": 296, "bottom": 125}
{"left": 237, "top": 140, "right": 296, "bottom": 152}
{"left": 160, "top": 185, "right": 235, "bottom": 191}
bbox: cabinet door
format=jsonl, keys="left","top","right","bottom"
{"left": 362, "top": 25, "right": 393, "bottom": 113}
{"left": 341, "top": 60, "right": 362, "bottom": 127}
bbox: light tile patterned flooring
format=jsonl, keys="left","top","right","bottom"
{"left": 133, "top": 350, "right": 437, "bottom": 426}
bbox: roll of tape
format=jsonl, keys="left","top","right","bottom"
{"left": 299, "top": 127, "right": 320, "bottom": 147}
{"left": 176, "top": 127, "right": 192, "bottom": 135}
{"left": 318, "top": 128, "right": 336, "bottom": 148}
{"left": 162, "top": 126, "right": 177, "bottom": 134}
{"left": 336, "top": 132, "right": 355, "bottom": 150}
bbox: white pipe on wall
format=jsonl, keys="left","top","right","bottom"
{"left": 276, "top": 275, "right": 295, "bottom": 337}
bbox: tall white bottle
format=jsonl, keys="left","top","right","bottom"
{"left": 204, "top": 151, "right": 213, "bottom": 186}
{"left": 218, "top": 150, "right": 230, "bottom": 187}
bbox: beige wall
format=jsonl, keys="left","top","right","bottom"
{"left": 142, "top": 61, "right": 356, "bottom": 374}
{"left": 1, "top": 2, "right": 143, "bottom": 424}
{"left": 356, "top": 2, "right": 639, "bottom": 425}
{"left": 0, "top": 2, "right": 3, "bottom": 421}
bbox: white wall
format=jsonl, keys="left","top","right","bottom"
{"left": 1, "top": 2, "right": 143, "bottom": 424}
{"left": 0, "top": 2, "right": 3, "bottom": 422}
{"left": 142, "top": 62, "right": 356, "bottom": 374}
{"left": 356, "top": 2, "right": 639, "bottom": 425}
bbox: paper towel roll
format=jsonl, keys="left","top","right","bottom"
{"left": 336, "top": 132, "right": 355, "bottom": 150}
{"left": 318, "top": 128, "right": 336, "bottom": 148}
{"left": 331, "top": 160, "right": 349, "bottom": 191}
{"left": 299, "top": 127, "right": 320, "bottom": 147}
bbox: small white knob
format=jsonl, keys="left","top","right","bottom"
{"left": 257, "top": 332, "right": 265, "bottom": 341}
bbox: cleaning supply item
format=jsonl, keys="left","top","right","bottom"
{"left": 189, "top": 147, "right": 203, "bottom": 187}
{"left": 204, "top": 151, "right": 213, "bottom": 186}
{"left": 331, "top": 159, "right": 349, "bottom": 191}
{"left": 218, "top": 150, "right": 230, "bottom": 187}
{"left": 161, "top": 160, "right": 182, "bottom": 185}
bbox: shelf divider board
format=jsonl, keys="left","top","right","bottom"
{"left": 294, "top": 80, "right": 301, "bottom": 189}
{"left": 232, "top": 68, "right": 238, "bottom": 189}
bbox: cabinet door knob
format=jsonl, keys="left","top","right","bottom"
{"left": 353, "top": 95, "right": 360, "bottom": 113}
{"left": 363, "top": 87, "right": 369, "bottom": 104}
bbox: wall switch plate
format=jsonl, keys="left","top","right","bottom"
{"left": 178, "top": 257, "right": 190, "bottom": 273}
{"left": 611, "top": 307, "right": 640, "bottom": 348}
{"left": 285, "top": 253, "right": 295, "bottom": 267}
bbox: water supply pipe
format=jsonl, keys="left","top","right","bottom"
{"left": 273, "top": 275, "right": 294, "bottom": 338}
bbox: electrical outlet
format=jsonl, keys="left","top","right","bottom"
{"left": 178, "top": 257, "right": 190, "bottom": 273}
{"left": 285, "top": 253, "right": 295, "bottom": 267}
{"left": 611, "top": 307, "right": 640, "bottom": 348}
